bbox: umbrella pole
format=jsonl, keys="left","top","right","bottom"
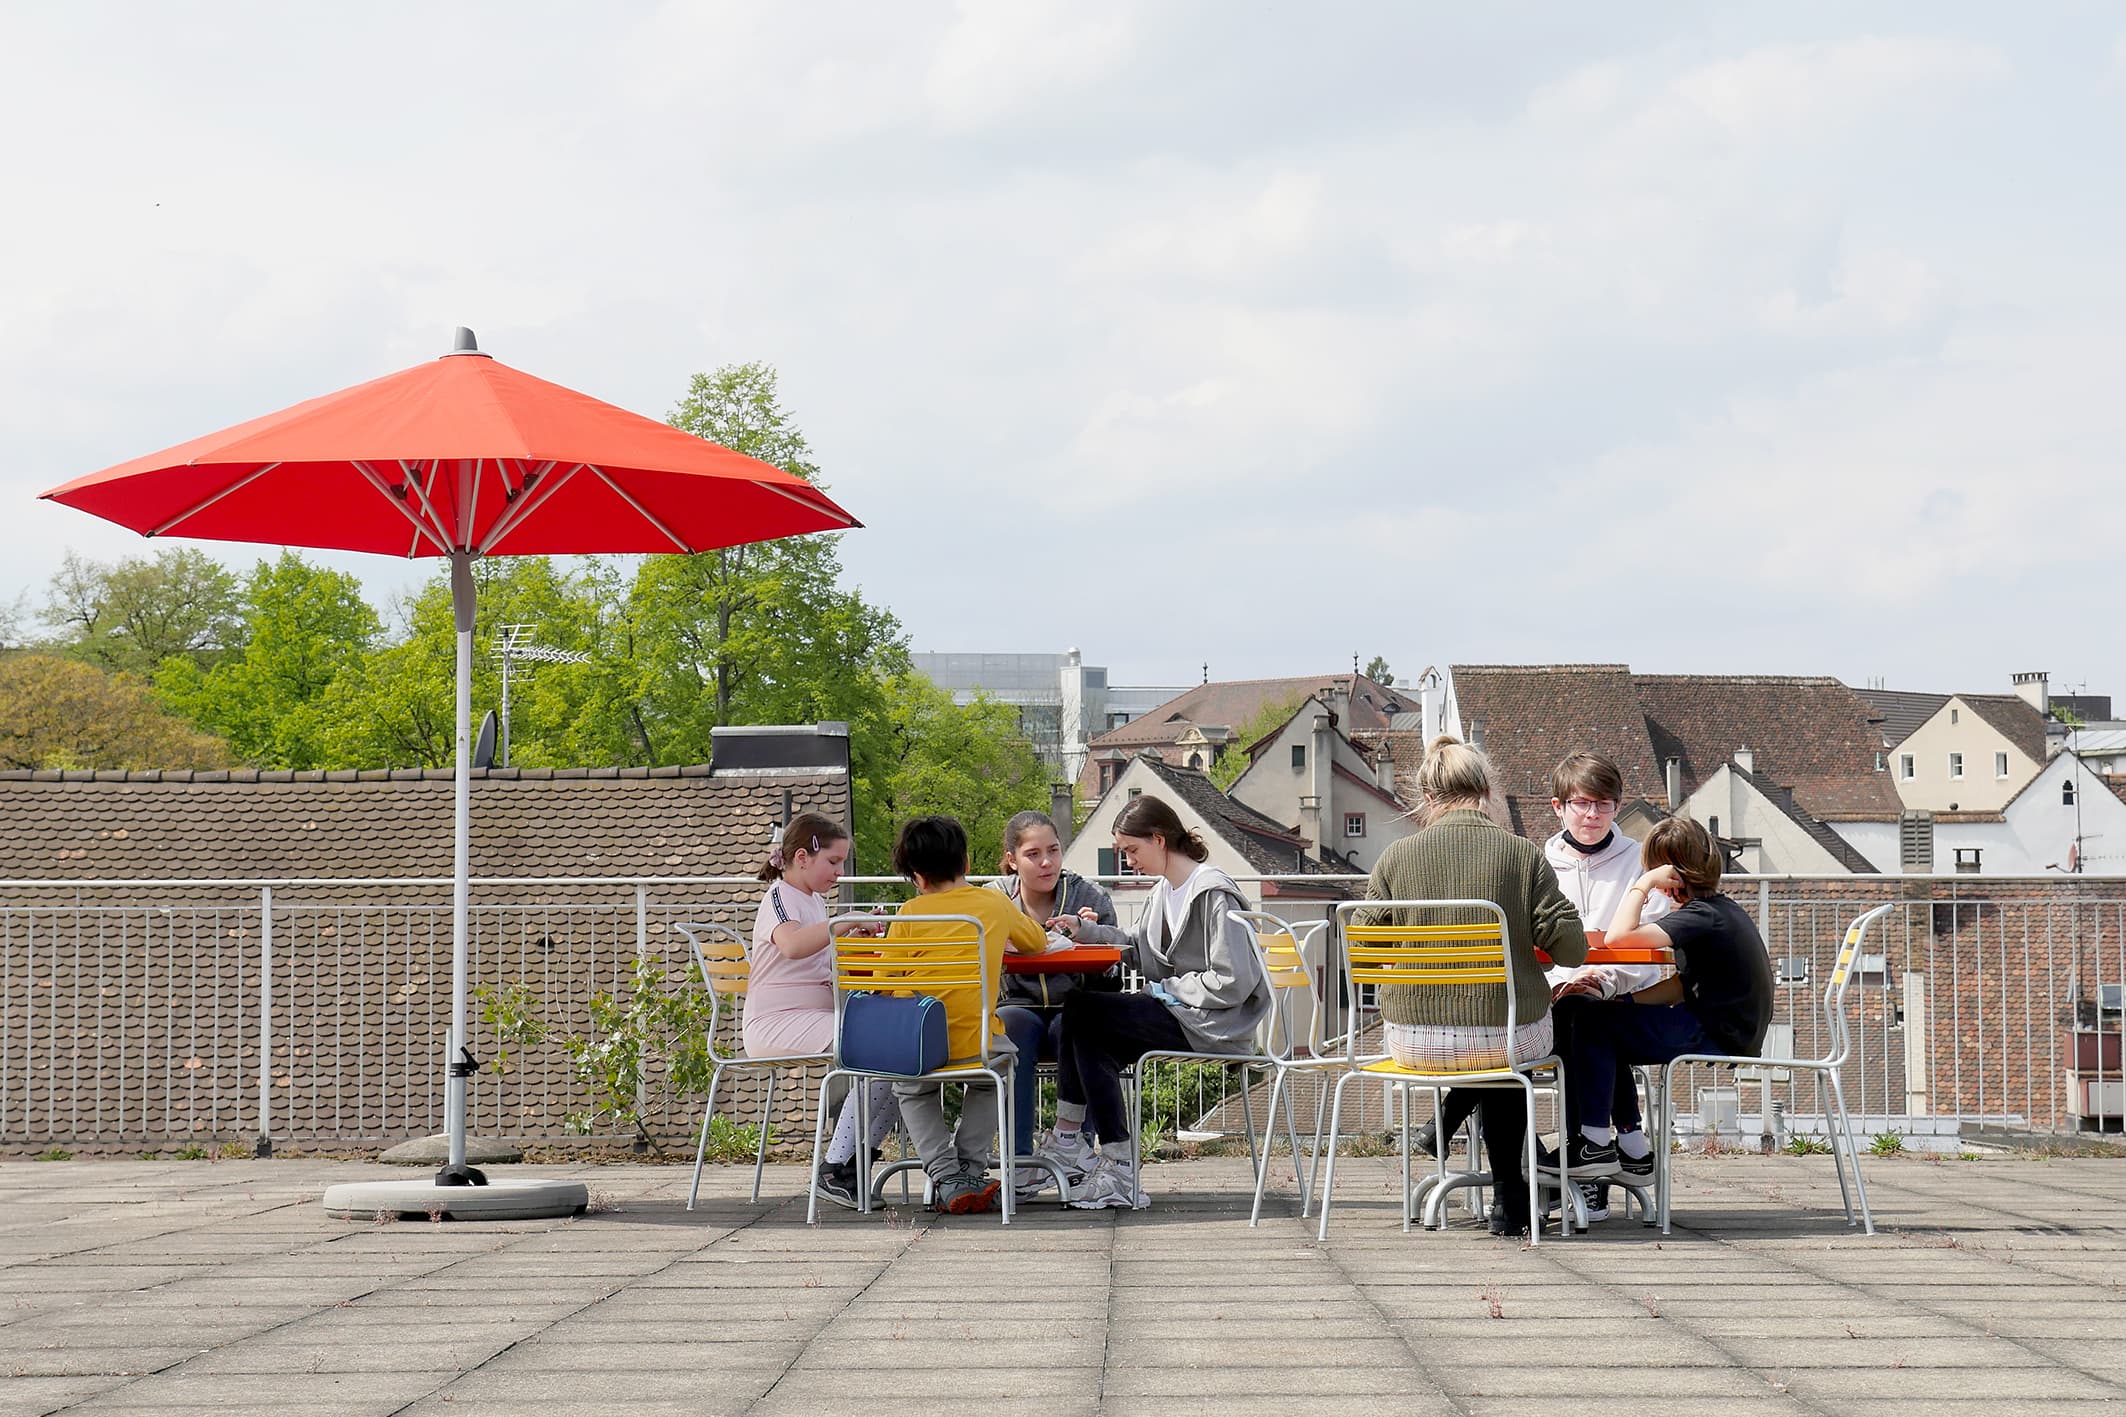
{"left": 439, "top": 549, "right": 486, "bottom": 1185}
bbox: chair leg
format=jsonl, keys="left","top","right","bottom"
{"left": 1238, "top": 1064, "right": 1263, "bottom": 1175}
{"left": 1826, "top": 1068, "right": 1875, "bottom": 1234}
{"left": 1399, "top": 1084, "right": 1412, "bottom": 1232}
{"left": 1303, "top": 1077, "right": 1332, "bottom": 1219}
{"left": 750, "top": 1071, "right": 775, "bottom": 1204}
{"left": 1282, "top": 1069, "right": 1311, "bottom": 1215}
{"left": 805, "top": 1071, "right": 836, "bottom": 1226}
{"left": 689, "top": 1065, "right": 724, "bottom": 1212}
{"left": 1317, "top": 1072, "right": 1355, "bottom": 1243}
{"left": 1814, "top": 1069, "right": 1855, "bottom": 1224}
{"left": 1251, "top": 1067, "right": 1288, "bottom": 1227}
{"left": 1655, "top": 1067, "right": 1673, "bottom": 1236}
{"left": 1522, "top": 1078, "right": 1543, "bottom": 1245}
{"left": 998, "top": 1072, "right": 1014, "bottom": 1228}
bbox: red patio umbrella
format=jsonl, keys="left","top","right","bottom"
{"left": 42, "top": 328, "right": 860, "bottom": 1199}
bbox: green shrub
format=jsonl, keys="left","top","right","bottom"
{"left": 1869, "top": 1131, "right": 1906, "bottom": 1156}
{"left": 1785, "top": 1135, "right": 1832, "bottom": 1156}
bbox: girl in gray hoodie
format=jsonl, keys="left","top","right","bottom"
{"left": 1033, "top": 794, "right": 1270, "bottom": 1210}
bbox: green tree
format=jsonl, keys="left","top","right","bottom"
{"left": 1209, "top": 692, "right": 1308, "bottom": 790}
{"left": 863, "top": 675, "right": 1049, "bottom": 876}
{"left": 1363, "top": 656, "right": 1394, "bottom": 688}
{"left": 158, "top": 551, "right": 379, "bottom": 768}
{"left": 38, "top": 548, "right": 244, "bottom": 680}
{"left": 0, "top": 654, "right": 230, "bottom": 770}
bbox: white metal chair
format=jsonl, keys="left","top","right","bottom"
{"left": 1230, "top": 913, "right": 1345, "bottom": 1225}
{"left": 1314, "top": 899, "right": 1571, "bottom": 1244}
{"left": 673, "top": 920, "right": 829, "bottom": 1211}
{"left": 806, "top": 914, "right": 1023, "bottom": 1225}
{"left": 1647, "top": 902, "right": 1892, "bottom": 1235}
{"left": 1121, "top": 911, "right": 1284, "bottom": 1205}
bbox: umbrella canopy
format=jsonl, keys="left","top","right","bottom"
{"left": 43, "top": 329, "right": 857, "bottom": 555}
{"left": 40, "top": 329, "right": 861, "bottom": 1189}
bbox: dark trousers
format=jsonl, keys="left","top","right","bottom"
{"left": 1055, "top": 990, "right": 1190, "bottom": 1144}
{"left": 1473, "top": 1091, "right": 1535, "bottom": 1227}
{"left": 996, "top": 1004, "right": 1066, "bottom": 1153}
{"left": 1554, "top": 997, "right": 1711, "bottom": 1133}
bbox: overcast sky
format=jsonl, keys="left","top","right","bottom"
{"left": 5, "top": 2, "right": 2121, "bottom": 701}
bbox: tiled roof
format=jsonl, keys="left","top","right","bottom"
{"left": 1854, "top": 688, "right": 1949, "bottom": 748}
{"left": 1135, "top": 756, "right": 1351, "bottom": 883}
{"left": 1448, "top": 665, "right": 1665, "bottom": 837}
{"left": 1088, "top": 674, "right": 1406, "bottom": 750}
{"left": 0, "top": 767, "right": 849, "bottom": 902}
{"left": 1958, "top": 694, "right": 2049, "bottom": 763}
{"left": 1634, "top": 674, "right": 1901, "bottom": 823}
{"left": 1730, "top": 766, "right": 1880, "bottom": 873}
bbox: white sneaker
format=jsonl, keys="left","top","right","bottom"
{"left": 1031, "top": 1128, "right": 1095, "bottom": 1180}
{"left": 1067, "top": 1155, "right": 1148, "bottom": 1210}
{"left": 1011, "top": 1164, "right": 1058, "bottom": 1198}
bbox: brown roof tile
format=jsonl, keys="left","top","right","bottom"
{"left": 1088, "top": 674, "right": 1408, "bottom": 750}
{"left": 1448, "top": 664, "right": 1665, "bottom": 838}
{"left": 1633, "top": 674, "right": 1901, "bottom": 822}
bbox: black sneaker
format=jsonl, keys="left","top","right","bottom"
{"left": 1412, "top": 1119, "right": 1443, "bottom": 1161}
{"left": 1616, "top": 1136, "right": 1655, "bottom": 1179}
{"left": 1580, "top": 1181, "right": 1609, "bottom": 1223}
{"left": 813, "top": 1160, "right": 860, "bottom": 1211}
{"left": 1488, "top": 1204, "right": 1528, "bottom": 1239}
{"left": 1539, "top": 1135, "right": 1619, "bottom": 1178}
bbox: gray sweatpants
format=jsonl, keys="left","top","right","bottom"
{"left": 891, "top": 1076, "right": 1006, "bottom": 1183}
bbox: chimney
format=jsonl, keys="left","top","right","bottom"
{"left": 1310, "top": 712, "right": 1333, "bottom": 859}
{"left": 1050, "top": 781, "right": 1075, "bottom": 851}
{"left": 1298, "top": 793, "right": 1322, "bottom": 860}
{"left": 1419, "top": 676, "right": 1439, "bottom": 741}
{"left": 1373, "top": 741, "right": 1397, "bottom": 795}
{"left": 2011, "top": 671, "right": 2049, "bottom": 715}
{"left": 1733, "top": 746, "right": 1754, "bottom": 775}
{"left": 1664, "top": 756, "right": 1682, "bottom": 810}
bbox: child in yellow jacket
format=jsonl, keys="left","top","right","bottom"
{"left": 884, "top": 816, "right": 1046, "bottom": 1213}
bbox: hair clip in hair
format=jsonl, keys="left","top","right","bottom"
{"left": 768, "top": 847, "right": 786, "bottom": 870}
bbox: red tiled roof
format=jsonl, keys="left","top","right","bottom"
{"left": 0, "top": 766, "right": 850, "bottom": 899}
{"left": 1088, "top": 674, "right": 1406, "bottom": 750}
{"left": 1633, "top": 674, "right": 1902, "bottom": 823}
{"left": 1448, "top": 664, "right": 1665, "bottom": 836}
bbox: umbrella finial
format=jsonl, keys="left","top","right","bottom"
{"left": 446, "top": 326, "right": 485, "bottom": 357}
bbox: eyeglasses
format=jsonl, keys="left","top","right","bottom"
{"left": 1561, "top": 799, "right": 1619, "bottom": 817}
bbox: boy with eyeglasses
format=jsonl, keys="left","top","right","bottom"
{"left": 1411, "top": 751, "right": 1670, "bottom": 1223}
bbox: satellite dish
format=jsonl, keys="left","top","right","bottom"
{"left": 474, "top": 710, "right": 498, "bottom": 769}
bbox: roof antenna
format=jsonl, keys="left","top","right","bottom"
{"left": 1202, "top": 661, "right": 1209, "bottom": 685}
{"left": 444, "top": 326, "right": 489, "bottom": 358}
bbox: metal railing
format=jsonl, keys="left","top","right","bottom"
{"left": 1, "top": 873, "right": 2121, "bottom": 1148}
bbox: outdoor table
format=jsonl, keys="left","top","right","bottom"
{"left": 1537, "top": 929, "right": 1673, "bottom": 967}
{"left": 1006, "top": 943, "right": 1122, "bottom": 975}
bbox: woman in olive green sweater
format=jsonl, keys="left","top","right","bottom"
{"left": 1354, "top": 736, "right": 1586, "bottom": 1234}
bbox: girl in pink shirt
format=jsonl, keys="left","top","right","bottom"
{"left": 744, "top": 812, "right": 897, "bottom": 1208}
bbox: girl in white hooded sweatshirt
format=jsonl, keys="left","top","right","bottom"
{"left": 1032, "top": 794, "right": 1270, "bottom": 1210}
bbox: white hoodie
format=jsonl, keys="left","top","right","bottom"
{"left": 1543, "top": 827, "right": 1672, "bottom": 995}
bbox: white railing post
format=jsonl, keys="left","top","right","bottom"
{"left": 635, "top": 885, "right": 650, "bottom": 1133}
{"left": 258, "top": 885, "right": 273, "bottom": 1157}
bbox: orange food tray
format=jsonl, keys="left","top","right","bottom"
{"left": 1536, "top": 939, "right": 1673, "bottom": 965}
{"left": 1006, "top": 944, "right": 1122, "bottom": 975}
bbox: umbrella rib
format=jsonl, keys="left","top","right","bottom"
{"left": 754, "top": 477, "right": 861, "bottom": 528}
{"left": 462, "top": 459, "right": 483, "bottom": 547}
{"left": 477, "top": 462, "right": 585, "bottom": 554}
{"left": 352, "top": 461, "right": 452, "bottom": 556}
{"left": 585, "top": 465, "right": 690, "bottom": 552}
{"left": 147, "top": 462, "right": 283, "bottom": 537}
{"left": 400, "top": 460, "right": 462, "bottom": 551}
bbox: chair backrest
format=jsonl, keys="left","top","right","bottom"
{"left": 1332, "top": 899, "right": 1527, "bottom": 1063}
{"left": 1817, "top": 902, "right": 1895, "bottom": 1067}
{"left": 1227, "top": 912, "right": 1321, "bottom": 1061}
{"left": 672, "top": 920, "right": 750, "bottom": 1064}
{"left": 826, "top": 913, "right": 996, "bottom": 1066}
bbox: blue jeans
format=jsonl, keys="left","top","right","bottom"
{"left": 997, "top": 1005, "right": 1065, "bottom": 1154}
{"left": 1555, "top": 998, "right": 1712, "bottom": 1133}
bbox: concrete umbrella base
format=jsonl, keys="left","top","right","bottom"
{"left": 321, "top": 1177, "right": 589, "bottom": 1222}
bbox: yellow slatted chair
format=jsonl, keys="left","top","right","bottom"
{"left": 1649, "top": 902, "right": 1892, "bottom": 1235}
{"left": 673, "top": 920, "right": 830, "bottom": 1211}
{"left": 1314, "top": 899, "right": 1571, "bottom": 1244}
{"left": 806, "top": 914, "right": 1022, "bottom": 1225}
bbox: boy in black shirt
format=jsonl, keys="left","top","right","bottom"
{"left": 1544, "top": 817, "right": 1774, "bottom": 1178}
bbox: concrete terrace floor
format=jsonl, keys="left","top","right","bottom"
{"left": 0, "top": 1154, "right": 2122, "bottom": 1416}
